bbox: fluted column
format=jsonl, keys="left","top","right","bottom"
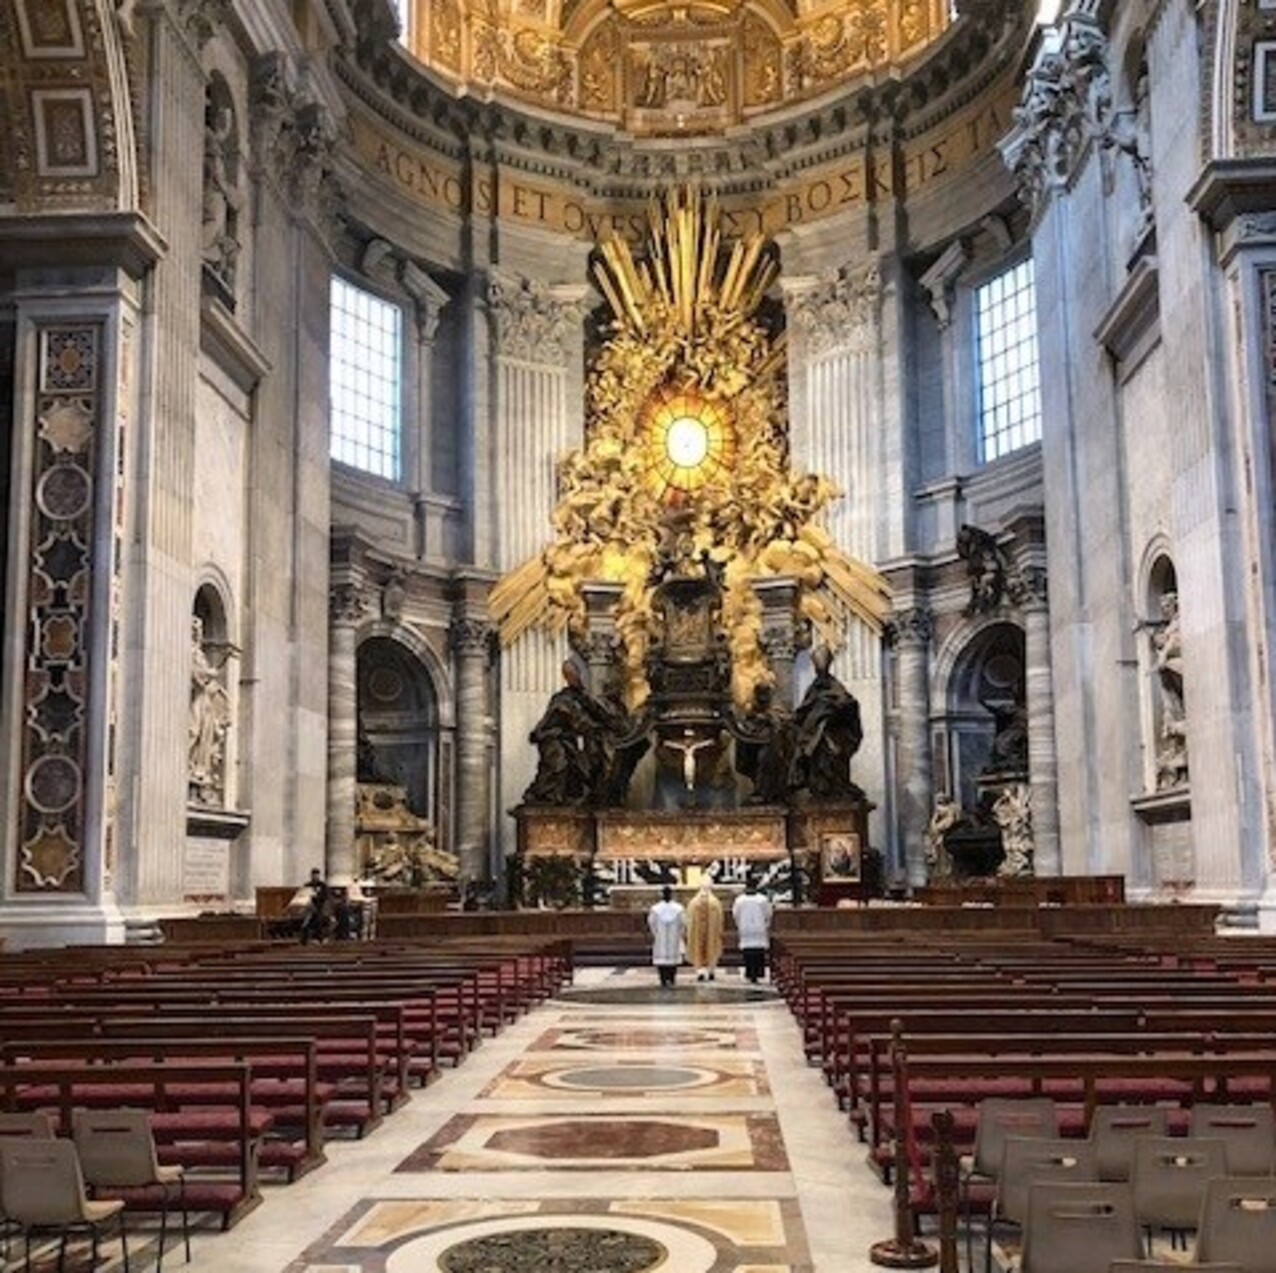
{"left": 1018, "top": 568, "right": 1061, "bottom": 875}
{"left": 893, "top": 608, "right": 933, "bottom": 888}
{"left": 325, "top": 585, "right": 364, "bottom": 879}
{"left": 451, "top": 616, "right": 493, "bottom": 884}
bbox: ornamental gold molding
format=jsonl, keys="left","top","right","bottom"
{"left": 402, "top": 0, "right": 949, "bottom": 136}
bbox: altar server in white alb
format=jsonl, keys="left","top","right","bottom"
{"left": 732, "top": 877, "right": 773, "bottom": 984}
{"left": 648, "top": 885, "right": 686, "bottom": 988}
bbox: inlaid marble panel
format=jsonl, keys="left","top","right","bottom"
{"left": 479, "top": 1056, "right": 771, "bottom": 1099}
{"left": 396, "top": 1112, "right": 788, "bottom": 1172}
{"left": 526, "top": 1024, "right": 760, "bottom": 1053}
{"left": 285, "top": 1197, "right": 811, "bottom": 1272}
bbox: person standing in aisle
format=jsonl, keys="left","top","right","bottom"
{"left": 686, "top": 879, "right": 724, "bottom": 982}
{"left": 648, "top": 884, "right": 685, "bottom": 988}
{"left": 732, "top": 876, "right": 773, "bottom": 984}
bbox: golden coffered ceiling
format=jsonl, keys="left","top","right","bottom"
{"left": 404, "top": 0, "right": 951, "bottom": 135}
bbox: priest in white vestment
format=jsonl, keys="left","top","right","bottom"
{"left": 647, "top": 885, "right": 686, "bottom": 988}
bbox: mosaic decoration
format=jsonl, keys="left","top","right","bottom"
{"left": 439, "top": 1227, "right": 663, "bottom": 1272}
{"left": 15, "top": 325, "right": 102, "bottom": 893}
{"left": 1, "top": 0, "right": 126, "bottom": 208}
{"left": 31, "top": 88, "right": 97, "bottom": 176}
{"left": 13, "top": 0, "right": 84, "bottom": 59}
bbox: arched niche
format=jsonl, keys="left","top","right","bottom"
{"left": 189, "top": 581, "right": 235, "bottom": 808}
{"left": 940, "top": 620, "right": 1026, "bottom": 811}
{"left": 201, "top": 72, "right": 243, "bottom": 305}
{"left": 1141, "top": 552, "right": 1187, "bottom": 792}
{"left": 356, "top": 635, "right": 441, "bottom": 825}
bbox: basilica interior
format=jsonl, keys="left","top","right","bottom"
{"left": 2, "top": 0, "right": 1276, "bottom": 1269}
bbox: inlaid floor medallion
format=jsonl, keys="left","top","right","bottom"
{"left": 397, "top": 1112, "right": 789, "bottom": 1172}
{"left": 438, "top": 1227, "right": 664, "bottom": 1272}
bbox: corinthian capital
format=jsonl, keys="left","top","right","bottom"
{"left": 887, "top": 607, "right": 934, "bottom": 649}
{"left": 784, "top": 262, "right": 881, "bottom": 355}
{"left": 330, "top": 583, "right": 366, "bottom": 626}
{"left": 999, "top": 12, "right": 1112, "bottom": 217}
{"left": 486, "top": 271, "right": 585, "bottom": 363}
{"left": 450, "top": 616, "right": 494, "bottom": 658}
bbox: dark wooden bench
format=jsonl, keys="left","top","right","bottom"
{"left": 0, "top": 1059, "right": 265, "bottom": 1228}
{"left": 0, "top": 1035, "right": 327, "bottom": 1180}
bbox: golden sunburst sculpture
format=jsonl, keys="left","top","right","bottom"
{"left": 489, "top": 188, "right": 892, "bottom": 708}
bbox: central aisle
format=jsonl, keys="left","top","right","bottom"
{"left": 199, "top": 967, "right": 894, "bottom": 1273}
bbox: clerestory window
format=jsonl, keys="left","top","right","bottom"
{"left": 329, "top": 275, "right": 403, "bottom": 482}
{"left": 975, "top": 257, "right": 1042, "bottom": 464}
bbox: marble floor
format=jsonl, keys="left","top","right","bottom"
{"left": 41, "top": 967, "right": 902, "bottom": 1273}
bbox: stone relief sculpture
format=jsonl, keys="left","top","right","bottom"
{"left": 1103, "top": 65, "right": 1153, "bottom": 236}
{"left": 992, "top": 782, "right": 1034, "bottom": 877}
{"left": 1152, "top": 591, "right": 1189, "bottom": 789}
{"left": 189, "top": 616, "right": 231, "bottom": 805}
{"left": 201, "top": 88, "right": 243, "bottom": 297}
{"left": 956, "top": 524, "right": 1008, "bottom": 616}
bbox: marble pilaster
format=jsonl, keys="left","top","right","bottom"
{"left": 120, "top": 5, "right": 207, "bottom": 910}
{"left": 0, "top": 218, "right": 161, "bottom": 948}
{"left": 486, "top": 273, "right": 588, "bottom": 855}
{"left": 451, "top": 615, "right": 493, "bottom": 884}
{"left": 891, "top": 607, "right": 933, "bottom": 888}
{"left": 783, "top": 266, "right": 887, "bottom": 846}
{"left": 325, "top": 585, "right": 364, "bottom": 880}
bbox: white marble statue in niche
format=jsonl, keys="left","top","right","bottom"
{"left": 1151, "top": 591, "right": 1188, "bottom": 789}
{"left": 189, "top": 615, "right": 231, "bottom": 805}
{"left": 201, "top": 83, "right": 243, "bottom": 299}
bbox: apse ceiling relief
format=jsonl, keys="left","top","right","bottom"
{"left": 402, "top": 0, "right": 951, "bottom": 135}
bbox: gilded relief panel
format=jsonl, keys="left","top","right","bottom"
{"left": 741, "top": 14, "right": 782, "bottom": 108}
{"left": 579, "top": 18, "right": 621, "bottom": 113}
{"left": 406, "top": 0, "right": 950, "bottom": 134}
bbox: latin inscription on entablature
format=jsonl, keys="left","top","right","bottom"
{"left": 350, "top": 71, "right": 1019, "bottom": 240}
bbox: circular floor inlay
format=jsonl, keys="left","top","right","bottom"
{"left": 553, "top": 1066, "right": 704, "bottom": 1090}
{"left": 439, "top": 1227, "right": 664, "bottom": 1273}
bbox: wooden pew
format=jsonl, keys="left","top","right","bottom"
{"left": 0, "top": 1059, "right": 264, "bottom": 1228}
{"left": 0, "top": 1034, "right": 327, "bottom": 1180}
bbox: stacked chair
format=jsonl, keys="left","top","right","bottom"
{"left": 0, "top": 1137, "right": 130, "bottom": 1273}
